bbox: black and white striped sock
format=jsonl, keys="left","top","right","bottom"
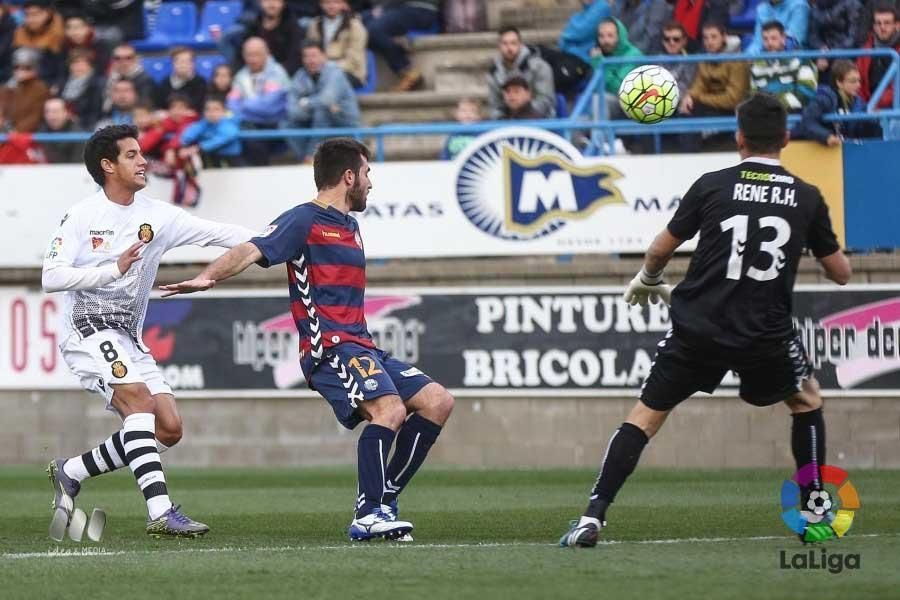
{"left": 63, "top": 431, "right": 171, "bottom": 483}
{"left": 122, "top": 413, "right": 172, "bottom": 520}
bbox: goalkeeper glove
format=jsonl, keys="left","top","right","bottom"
{"left": 624, "top": 267, "right": 672, "bottom": 306}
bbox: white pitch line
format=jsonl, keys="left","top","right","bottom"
{"left": 1, "top": 533, "right": 894, "bottom": 560}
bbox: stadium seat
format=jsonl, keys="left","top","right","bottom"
{"left": 133, "top": 2, "right": 199, "bottom": 52}
{"left": 142, "top": 56, "right": 173, "bottom": 83}
{"left": 193, "top": 0, "right": 243, "bottom": 49}
{"left": 730, "top": 0, "right": 762, "bottom": 31}
{"left": 196, "top": 54, "right": 228, "bottom": 81}
{"left": 556, "top": 93, "right": 569, "bottom": 118}
{"left": 354, "top": 50, "right": 378, "bottom": 95}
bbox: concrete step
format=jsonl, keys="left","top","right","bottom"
{"left": 359, "top": 89, "right": 489, "bottom": 126}
{"left": 485, "top": 0, "right": 580, "bottom": 30}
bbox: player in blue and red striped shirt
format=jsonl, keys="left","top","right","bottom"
{"left": 161, "top": 138, "right": 455, "bottom": 542}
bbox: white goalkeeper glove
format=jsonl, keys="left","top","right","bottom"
{"left": 624, "top": 267, "right": 672, "bottom": 307}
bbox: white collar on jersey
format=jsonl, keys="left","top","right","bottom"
{"left": 740, "top": 156, "right": 782, "bottom": 166}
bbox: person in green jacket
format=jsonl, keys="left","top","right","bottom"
{"left": 590, "top": 17, "right": 644, "bottom": 118}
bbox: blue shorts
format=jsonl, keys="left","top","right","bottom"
{"left": 309, "top": 343, "right": 433, "bottom": 429}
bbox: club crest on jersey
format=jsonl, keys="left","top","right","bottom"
{"left": 110, "top": 360, "right": 128, "bottom": 378}
{"left": 138, "top": 223, "right": 154, "bottom": 243}
{"left": 455, "top": 127, "right": 625, "bottom": 241}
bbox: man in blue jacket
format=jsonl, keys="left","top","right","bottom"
{"left": 559, "top": 0, "right": 612, "bottom": 62}
{"left": 746, "top": 0, "right": 811, "bottom": 53}
{"left": 179, "top": 96, "right": 244, "bottom": 167}
{"left": 284, "top": 40, "right": 361, "bottom": 162}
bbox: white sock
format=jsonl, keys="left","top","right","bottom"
{"left": 578, "top": 516, "right": 602, "bottom": 528}
{"left": 63, "top": 431, "right": 128, "bottom": 483}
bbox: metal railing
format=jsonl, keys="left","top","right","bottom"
{"left": 1, "top": 49, "right": 897, "bottom": 160}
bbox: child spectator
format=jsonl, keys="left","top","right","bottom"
{"left": 441, "top": 97, "right": 481, "bottom": 160}
{"left": 498, "top": 76, "right": 543, "bottom": 120}
{"left": 179, "top": 95, "right": 244, "bottom": 168}
{"left": 140, "top": 94, "right": 202, "bottom": 205}
{"left": 13, "top": 0, "right": 64, "bottom": 84}
{"left": 209, "top": 64, "right": 235, "bottom": 97}
{"left": 284, "top": 40, "right": 361, "bottom": 161}
{"left": 154, "top": 47, "right": 206, "bottom": 112}
{"left": 59, "top": 48, "right": 105, "bottom": 130}
{"left": 62, "top": 14, "right": 109, "bottom": 78}
{"left": 0, "top": 48, "right": 50, "bottom": 132}
{"left": 306, "top": 0, "right": 368, "bottom": 87}
{"left": 792, "top": 59, "right": 882, "bottom": 144}
{"left": 38, "top": 97, "right": 83, "bottom": 162}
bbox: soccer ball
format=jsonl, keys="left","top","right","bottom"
{"left": 617, "top": 65, "right": 680, "bottom": 124}
{"left": 806, "top": 490, "right": 833, "bottom": 516}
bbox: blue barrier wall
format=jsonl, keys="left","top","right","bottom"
{"left": 843, "top": 140, "right": 900, "bottom": 250}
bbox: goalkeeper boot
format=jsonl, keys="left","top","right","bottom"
{"left": 47, "top": 459, "right": 81, "bottom": 542}
{"left": 349, "top": 506, "right": 413, "bottom": 542}
{"left": 146, "top": 504, "right": 210, "bottom": 538}
{"left": 559, "top": 516, "right": 604, "bottom": 548}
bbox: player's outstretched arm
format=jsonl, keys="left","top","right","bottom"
{"left": 624, "top": 229, "right": 684, "bottom": 307}
{"left": 818, "top": 249, "right": 852, "bottom": 285}
{"left": 43, "top": 241, "right": 144, "bottom": 293}
{"left": 159, "top": 242, "right": 263, "bottom": 297}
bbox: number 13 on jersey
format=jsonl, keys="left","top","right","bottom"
{"left": 720, "top": 215, "right": 791, "bottom": 282}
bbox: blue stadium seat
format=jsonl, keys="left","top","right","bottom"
{"left": 354, "top": 50, "right": 378, "bottom": 95}
{"left": 555, "top": 93, "right": 569, "bottom": 118}
{"left": 730, "top": 0, "right": 762, "bottom": 31}
{"left": 142, "top": 56, "right": 173, "bottom": 83}
{"left": 196, "top": 54, "right": 228, "bottom": 81}
{"left": 133, "top": 2, "right": 198, "bottom": 52}
{"left": 193, "top": 0, "right": 243, "bottom": 49}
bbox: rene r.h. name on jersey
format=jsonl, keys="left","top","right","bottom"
{"left": 733, "top": 169, "right": 798, "bottom": 207}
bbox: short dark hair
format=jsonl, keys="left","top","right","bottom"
{"left": 313, "top": 138, "right": 370, "bottom": 190}
{"left": 502, "top": 75, "right": 530, "bottom": 90}
{"left": 301, "top": 39, "right": 325, "bottom": 53}
{"left": 205, "top": 94, "right": 227, "bottom": 107}
{"left": 761, "top": 20, "right": 785, "bottom": 34}
{"left": 830, "top": 59, "right": 859, "bottom": 84}
{"left": 498, "top": 25, "right": 520, "bottom": 38}
{"left": 170, "top": 46, "right": 194, "bottom": 60}
{"left": 167, "top": 92, "right": 192, "bottom": 108}
{"left": 737, "top": 92, "right": 787, "bottom": 154}
{"left": 84, "top": 124, "right": 139, "bottom": 186}
{"left": 662, "top": 21, "right": 687, "bottom": 36}
{"left": 873, "top": 2, "right": 898, "bottom": 19}
{"left": 701, "top": 21, "right": 727, "bottom": 35}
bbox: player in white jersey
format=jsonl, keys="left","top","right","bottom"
{"left": 42, "top": 124, "right": 256, "bottom": 540}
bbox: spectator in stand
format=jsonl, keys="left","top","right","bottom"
{"left": 857, "top": 4, "right": 900, "bottom": 110}
{"left": 227, "top": 37, "right": 291, "bottom": 165}
{"left": 242, "top": 0, "right": 305, "bottom": 75}
{"left": 104, "top": 43, "right": 156, "bottom": 112}
{"left": 750, "top": 21, "right": 817, "bottom": 112}
{"left": 441, "top": 97, "right": 481, "bottom": 160}
{"left": 498, "top": 76, "right": 543, "bottom": 120}
{"left": 38, "top": 97, "right": 83, "bottom": 162}
{"left": 559, "top": 0, "right": 613, "bottom": 63}
{"left": 363, "top": 0, "right": 440, "bottom": 91}
{"left": 680, "top": 22, "right": 749, "bottom": 149}
{"left": 809, "top": 0, "right": 863, "bottom": 53}
{"left": 660, "top": 21, "right": 696, "bottom": 99}
{"left": 488, "top": 26, "right": 556, "bottom": 120}
{"left": 858, "top": 0, "right": 899, "bottom": 44}
{"left": 745, "top": 0, "right": 810, "bottom": 54}
{"left": 139, "top": 94, "right": 200, "bottom": 161}
{"left": 96, "top": 78, "right": 138, "bottom": 128}
{"left": 82, "top": 0, "right": 144, "bottom": 43}
{"left": 1, "top": 4, "right": 19, "bottom": 84}
{"left": 59, "top": 48, "right": 105, "bottom": 129}
{"left": 671, "top": 0, "right": 739, "bottom": 48}
{"left": 61, "top": 15, "right": 110, "bottom": 79}
{"left": 590, "top": 18, "right": 643, "bottom": 117}
{"left": 178, "top": 95, "right": 244, "bottom": 168}
{"left": 792, "top": 59, "right": 882, "bottom": 144}
{"left": 610, "top": 0, "right": 673, "bottom": 54}
{"left": 284, "top": 40, "right": 361, "bottom": 161}
{"left": 209, "top": 64, "right": 236, "bottom": 97}
{"left": 13, "top": 0, "right": 65, "bottom": 84}
{"left": 154, "top": 47, "right": 207, "bottom": 112}
{"left": 306, "top": 0, "right": 368, "bottom": 87}
{"left": 0, "top": 48, "right": 50, "bottom": 132}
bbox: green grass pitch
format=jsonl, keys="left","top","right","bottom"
{"left": 1, "top": 467, "right": 898, "bottom": 600}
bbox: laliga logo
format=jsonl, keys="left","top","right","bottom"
{"left": 454, "top": 127, "right": 626, "bottom": 240}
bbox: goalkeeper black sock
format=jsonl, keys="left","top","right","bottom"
{"left": 585, "top": 422, "right": 648, "bottom": 521}
{"left": 791, "top": 408, "right": 826, "bottom": 490}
